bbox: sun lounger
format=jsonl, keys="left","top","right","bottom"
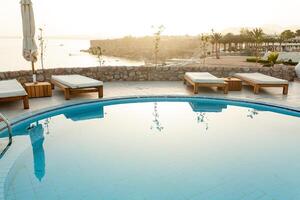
{"left": 0, "top": 79, "right": 29, "bottom": 109}
{"left": 184, "top": 72, "right": 228, "bottom": 94}
{"left": 234, "top": 73, "right": 289, "bottom": 95}
{"left": 51, "top": 75, "right": 103, "bottom": 100}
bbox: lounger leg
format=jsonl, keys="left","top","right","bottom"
{"left": 64, "top": 88, "right": 71, "bottom": 100}
{"left": 224, "top": 84, "right": 228, "bottom": 94}
{"left": 254, "top": 85, "right": 260, "bottom": 94}
{"left": 283, "top": 85, "right": 288, "bottom": 95}
{"left": 98, "top": 86, "right": 103, "bottom": 98}
{"left": 23, "top": 96, "right": 29, "bottom": 109}
{"left": 193, "top": 84, "right": 199, "bottom": 94}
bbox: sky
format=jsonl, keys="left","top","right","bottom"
{"left": 1, "top": 0, "right": 300, "bottom": 38}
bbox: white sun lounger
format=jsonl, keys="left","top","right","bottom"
{"left": 184, "top": 72, "right": 228, "bottom": 94}
{"left": 234, "top": 73, "right": 289, "bottom": 95}
{"left": 0, "top": 79, "right": 29, "bottom": 109}
{"left": 51, "top": 75, "right": 103, "bottom": 100}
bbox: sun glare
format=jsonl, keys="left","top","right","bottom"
{"left": 1, "top": 0, "right": 300, "bottom": 37}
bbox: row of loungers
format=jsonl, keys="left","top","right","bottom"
{"left": 184, "top": 72, "right": 289, "bottom": 95}
{"left": 0, "top": 75, "right": 103, "bottom": 109}
{"left": 0, "top": 73, "right": 290, "bottom": 109}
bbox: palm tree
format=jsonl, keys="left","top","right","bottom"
{"left": 277, "top": 34, "right": 285, "bottom": 51}
{"left": 267, "top": 37, "right": 276, "bottom": 51}
{"left": 248, "top": 28, "right": 264, "bottom": 63}
{"left": 221, "top": 33, "right": 234, "bottom": 52}
{"left": 281, "top": 30, "right": 295, "bottom": 41}
{"left": 279, "top": 30, "right": 295, "bottom": 50}
{"left": 211, "top": 29, "right": 222, "bottom": 59}
{"left": 240, "top": 28, "right": 252, "bottom": 49}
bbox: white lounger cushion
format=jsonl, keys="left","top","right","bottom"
{"left": 185, "top": 72, "right": 225, "bottom": 84}
{"left": 234, "top": 73, "right": 288, "bottom": 85}
{"left": 0, "top": 79, "right": 27, "bottom": 98}
{"left": 52, "top": 75, "right": 103, "bottom": 89}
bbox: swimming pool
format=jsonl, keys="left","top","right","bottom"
{"left": 0, "top": 96, "right": 300, "bottom": 200}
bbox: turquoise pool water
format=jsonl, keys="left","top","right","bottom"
{"left": 1, "top": 97, "right": 300, "bottom": 200}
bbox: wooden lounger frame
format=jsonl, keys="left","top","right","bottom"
{"left": 0, "top": 95, "right": 29, "bottom": 109}
{"left": 236, "top": 77, "right": 289, "bottom": 95}
{"left": 184, "top": 74, "right": 228, "bottom": 94}
{"left": 51, "top": 79, "right": 103, "bottom": 100}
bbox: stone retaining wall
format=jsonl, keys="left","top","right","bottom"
{"left": 0, "top": 65, "right": 296, "bottom": 84}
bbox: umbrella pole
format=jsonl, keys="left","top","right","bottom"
{"left": 31, "top": 61, "right": 35, "bottom": 74}
{"left": 31, "top": 61, "right": 37, "bottom": 83}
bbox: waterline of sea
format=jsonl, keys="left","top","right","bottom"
{"left": 0, "top": 38, "right": 144, "bottom": 72}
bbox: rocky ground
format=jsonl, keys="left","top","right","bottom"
{"left": 166, "top": 56, "right": 260, "bottom": 68}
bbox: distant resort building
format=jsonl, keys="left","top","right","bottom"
{"left": 261, "top": 35, "right": 300, "bottom": 52}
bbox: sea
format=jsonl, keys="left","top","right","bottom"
{"left": 0, "top": 38, "right": 144, "bottom": 72}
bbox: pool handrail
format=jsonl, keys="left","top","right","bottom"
{"left": 0, "top": 113, "right": 12, "bottom": 158}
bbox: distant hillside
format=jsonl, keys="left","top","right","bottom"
{"left": 90, "top": 36, "right": 202, "bottom": 62}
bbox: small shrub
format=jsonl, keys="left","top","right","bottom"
{"left": 263, "top": 63, "right": 273, "bottom": 67}
{"left": 246, "top": 58, "right": 269, "bottom": 64}
{"left": 283, "top": 60, "right": 298, "bottom": 66}
{"left": 246, "top": 57, "right": 257, "bottom": 62}
{"left": 267, "top": 52, "right": 279, "bottom": 66}
{"left": 247, "top": 56, "right": 298, "bottom": 66}
{"left": 240, "top": 49, "right": 254, "bottom": 56}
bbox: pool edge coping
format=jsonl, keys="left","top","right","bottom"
{"left": 9, "top": 95, "right": 300, "bottom": 126}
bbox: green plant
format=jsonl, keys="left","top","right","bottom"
{"left": 38, "top": 28, "right": 46, "bottom": 81}
{"left": 267, "top": 52, "right": 279, "bottom": 66}
{"left": 152, "top": 25, "right": 165, "bottom": 66}
{"left": 199, "top": 33, "right": 209, "bottom": 64}
{"left": 96, "top": 46, "right": 105, "bottom": 67}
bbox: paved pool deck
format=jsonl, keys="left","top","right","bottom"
{"left": 0, "top": 80, "right": 300, "bottom": 120}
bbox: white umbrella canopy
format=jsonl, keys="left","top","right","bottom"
{"left": 20, "top": 0, "right": 38, "bottom": 76}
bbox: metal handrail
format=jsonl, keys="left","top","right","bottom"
{"left": 0, "top": 113, "right": 12, "bottom": 158}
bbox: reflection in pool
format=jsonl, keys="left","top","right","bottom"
{"left": 1, "top": 97, "right": 300, "bottom": 200}
{"left": 28, "top": 123, "right": 45, "bottom": 181}
{"left": 190, "top": 101, "right": 228, "bottom": 131}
